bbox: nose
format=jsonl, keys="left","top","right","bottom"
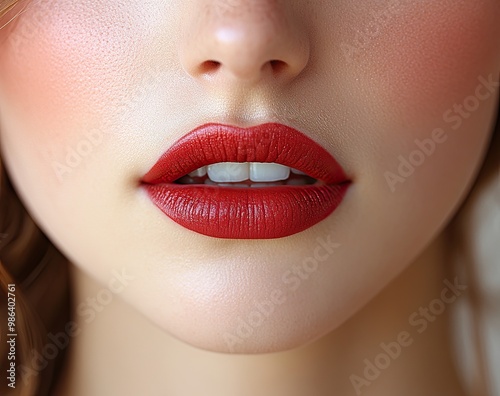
{"left": 179, "top": 0, "right": 310, "bottom": 85}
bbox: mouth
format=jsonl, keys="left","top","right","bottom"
{"left": 141, "top": 123, "right": 351, "bottom": 239}
{"left": 175, "top": 162, "right": 319, "bottom": 188}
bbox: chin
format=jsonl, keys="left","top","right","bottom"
{"left": 132, "top": 285, "right": 350, "bottom": 355}
{"left": 164, "top": 318, "right": 331, "bottom": 355}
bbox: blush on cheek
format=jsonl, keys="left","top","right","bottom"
{"left": 0, "top": 23, "right": 94, "bottom": 139}
{"left": 0, "top": 1, "right": 155, "bottom": 139}
{"left": 364, "top": 1, "right": 500, "bottom": 115}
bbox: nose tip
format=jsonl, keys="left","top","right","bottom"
{"left": 179, "top": 1, "right": 310, "bottom": 84}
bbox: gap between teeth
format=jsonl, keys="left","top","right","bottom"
{"left": 188, "top": 162, "right": 307, "bottom": 183}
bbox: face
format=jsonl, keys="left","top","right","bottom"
{"left": 0, "top": 0, "right": 499, "bottom": 353}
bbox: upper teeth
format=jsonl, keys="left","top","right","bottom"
{"left": 188, "top": 163, "right": 305, "bottom": 183}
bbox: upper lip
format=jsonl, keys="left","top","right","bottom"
{"left": 141, "top": 123, "right": 348, "bottom": 185}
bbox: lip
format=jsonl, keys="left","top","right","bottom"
{"left": 141, "top": 123, "right": 350, "bottom": 239}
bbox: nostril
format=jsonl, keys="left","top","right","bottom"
{"left": 270, "top": 60, "right": 287, "bottom": 74}
{"left": 198, "top": 60, "right": 221, "bottom": 75}
{"left": 194, "top": 59, "right": 292, "bottom": 80}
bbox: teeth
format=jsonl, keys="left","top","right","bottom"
{"left": 249, "top": 163, "right": 290, "bottom": 182}
{"left": 189, "top": 166, "right": 207, "bottom": 178}
{"left": 188, "top": 162, "right": 308, "bottom": 184}
{"left": 207, "top": 162, "right": 249, "bottom": 182}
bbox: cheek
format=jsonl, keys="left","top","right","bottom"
{"left": 351, "top": 0, "right": 500, "bottom": 193}
{"left": 0, "top": 1, "right": 182, "bottom": 190}
{"left": 0, "top": 0, "right": 173, "bottom": 141}
{"left": 337, "top": 1, "right": 500, "bottom": 249}
{"left": 367, "top": 1, "right": 500, "bottom": 114}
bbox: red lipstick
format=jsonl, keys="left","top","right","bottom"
{"left": 141, "top": 123, "right": 350, "bottom": 239}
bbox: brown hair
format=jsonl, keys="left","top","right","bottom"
{"left": 0, "top": 0, "right": 21, "bottom": 24}
{"left": 0, "top": 0, "right": 18, "bottom": 17}
{"left": 1, "top": 5, "right": 71, "bottom": 393}
{"left": 0, "top": 163, "right": 71, "bottom": 396}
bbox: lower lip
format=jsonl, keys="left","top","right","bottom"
{"left": 143, "top": 182, "right": 350, "bottom": 239}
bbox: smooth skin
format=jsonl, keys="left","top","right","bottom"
{"left": 0, "top": 0, "right": 499, "bottom": 395}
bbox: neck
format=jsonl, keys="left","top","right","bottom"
{"left": 55, "top": 232, "right": 468, "bottom": 396}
